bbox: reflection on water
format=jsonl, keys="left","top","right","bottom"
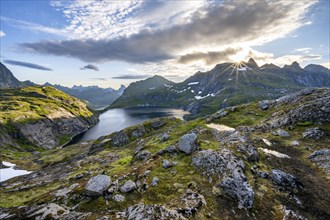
{"left": 77, "top": 107, "right": 189, "bottom": 142}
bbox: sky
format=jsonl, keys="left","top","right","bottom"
{"left": 0, "top": 0, "right": 329, "bottom": 89}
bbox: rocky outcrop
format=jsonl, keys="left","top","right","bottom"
{"left": 192, "top": 149, "right": 254, "bottom": 209}
{"left": 270, "top": 169, "right": 303, "bottom": 191}
{"left": 308, "top": 149, "right": 330, "bottom": 174}
{"left": 85, "top": 175, "right": 111, "bottom": 196}
{"left": 120, "top": 204, "right": 187, "bottom": 220}
{"left": 262, "top": 88, "right": 330, "bottom": 128}
{"left": 177, "top": 189, "right": 206, "bottom": 216}
{"left": 302, "top": 127, "right": 325, "bottom": 139}
{"left": 178, "top": 133, "right": 198, "bottom": 154}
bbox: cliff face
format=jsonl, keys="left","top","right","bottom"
{"left": 0, "top": 86, "right": 98, "bottom": 150}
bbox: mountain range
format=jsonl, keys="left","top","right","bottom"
{"left": 111, "top": 58, "right": 330, "bottom": 119}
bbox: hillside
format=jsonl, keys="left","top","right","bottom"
{"left": 47, "top": 84, "right": 126, "bottom": 109}
{"left": 0, "top": 86, "right": 98, "bottom": 153}
{"left": 110, "top": 59, "right": 330, "bottom": 119}
{"left": 0, "top": 88, "right": 329, "bottom": 219}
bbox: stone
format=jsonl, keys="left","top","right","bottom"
{"left": 302, "top": 127, "right": 325, "bottom": 139}
{"left": 122, "top": 204, "right": 187, "bottom": 220}
{"left": 113, "top": 194, "right": 125, "bottom": 202}
{"left": 29, "top": 203, "right": 69, "bottom": 220}
{"left": 119, "top": 180, "right": 136, "bottom": 193}
{"left": 237, "top": 144, "right": 259, "bottom": 162}
{"left": 259, "top": 100, "right": 270, "bottom": 110}
{"left": 160, "top": 133, "right": 170, "bottom": 142}
{"left": 162, "top": 159, "right": 177, "bottom": 169}
{"left": 178, "top": 189, "right": 206, "bottom": 216}
{"left": 291, "top": 141, "right": 300, "bottom": 146}
{"left": 111, "top": 131, "right": 129, "bottom": 147}
{"left": 151, "top": 177, "right": 159, "bottom": 186}
{"left": 131, "top": 126, "right": 146, "bottom": 138}
{"left": 276, "top": 129, "right": 290, "bottom": 137}
{"left": 134, "top": 150, "right": 151, "bottom": 161}
{"left": 108, "top": 180, "right": 119, "bottom": 194}
{"left": 55, "top": 183, "right": 79, "bottom": 198}
{"left": 220, "top": 169, "right": 254, "bottom": 209}
{"left": 308, "top": 149, "right": 330, "bottom": 174}
{"left": 270, "top": 169, "right": 303, "bottom": 191}
{"left": 178, "top": 133, "right": 198, "bottom": 154}
{"left": 85, "top": 175, "right": 111, "bottom": 197}
{"left": 151, "top": 120, "right": 165, "bottom": 129}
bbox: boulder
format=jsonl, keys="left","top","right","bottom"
{"left": 134, "top": 150, "right": 151, "bottom": 161}
{"left": 291, "top": 140, "right": 300, "bottom": 146}
{"left": 108, "top": 180, "right": 119, "bottom": 194}
{"left": 119, "top": 180, "right": 136, "bottom": 193}
{"left": 276, "top": 129, "right": 290, "bottom": 137}
{"left": 111, "top": 131, "right": 129, "bottom": 147}
{"left": 151, "top": 120, "right": 165, "bottom": 129}
{"left": 237, "top": 144, "right": 259, "bottom": 162}
{"left": 113, "top": 194, "right": 125, "bottom": 202}
{"left": 151, "top": 177, "right": 159, "bottom": 186}
{"left": 85, "top": 175, "right": 111, "bottom": 196}
{"left": 178, "top": 133, "right": 198, "bottom": 154}
{"left": 220, "top": 169, "right": 254, "bottom": 209}
{"left": 178, "top": 189, "right": 206, "bottom": 216}
{"left": 162, "top": 160, "right": 177, "bottom": 169}
{"left": 270, "top": 169, "right": 303, "bottom": 191}
{"left": 131, "top": 126, "right": 146, "bottom": 138}
{"left": 166, "top": 145, "right": 177, "bottom": 153}
{"left": 302, "top": 127, "right": 325, "bottom": 139}
{"left": 308, "top": 149, "right": 330, "bottom": 174}
{"left": 259, "top": 100, "right": 270, "bottom": 110}
{"left": 160, "top": 133, "right": 170, "bottom": 142}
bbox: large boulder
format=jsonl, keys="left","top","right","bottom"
{"left": 85, "top": 175, "right": 111, "bottom": 196}
{"left": 220, "top": 169, "right": 254, "bottom": 209}
{"left": 119, "top": 180, "right": 136, "bottom": 193}
{"left": 111, "top": 131, "right": 129, "bottom": 147}
{"left": 308, "top": 149, "right": 330, "bottom": 174}
{"left": 302, "top": 127, "right": 325, "bottom": 139}
{"left": 270, "top": 169, "right": 303, "bottom": 191}
{"left": 178, "top": 133, "right": 198, "bottom": 154}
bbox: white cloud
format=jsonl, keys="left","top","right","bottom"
{"left": 294, "top": 47, "right": 312, "bottom": 53}
{"left": 0, "top": 31, "right": 5, "bottom": 37}
{"left": 321, "top": 62, "right": 330, "bottom": 69}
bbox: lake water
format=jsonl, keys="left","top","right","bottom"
{"left": 76, "top": 107, "right": 189, "bottom": 142}
{"left": 0, "top": 161, "right": 31, "bottom": 182}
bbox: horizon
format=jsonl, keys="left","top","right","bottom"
{"left": 0, "top": 0, "right": 329, "bottom": 89}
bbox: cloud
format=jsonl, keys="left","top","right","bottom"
{"left": 4, "top": 60, "right": 52, "bottom": 71}
{"left": 178, "top": 48, "right": 242, "bottom": 65}
{"left": 293, "top": 47, "right": 312, "bottom": 53}
{"left": 0, "top": 31, "right": 5, "bottom": 37}
{"left": 320, "top": 62, "right": 330, "bottom": 69}
{"left": 19, "top": 1, "right": 317, "bottom": 64}
{"left": 112, "top": 74, "right": 151, "bottom": 79}
{"left": 91, "top": 77, "right": 107, "bottom": 81}
{"left": 80, "top": 64, "right": 99, "bottom": 71}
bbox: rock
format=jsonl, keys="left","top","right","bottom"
{"left": 220, "top": 169, "right": 254, "bottom": 209}
{"left": 151, "top": 120, "right": 165, "bottom": 129}
{"left": 29, "top": 203, "right": 69, "bottom": 220}
{"left": 281, "top": 206, "right": 308, "bottom": 220}
{"left": 75, "top": 173, "right": 84, "bottom": 179}
{"left": 162, "top": 159, "right": 177, "bottom": 169}
{"left": 122, "top": 203, "right": 187, "bottom": 220}
{"left": 85, "top": 175, "right": 111, "bottom": 196}
{"left": 166, "top": 145, "right": 177, "bottom": 153}
{"left": 302, "top": 127, "right": 325, "bottom": 139}
{"left": 178, "top": 189, "right": 206, "bottom": 216}
{"left": 178, "top": 133, "right": 198, "bottom": 154}
{"left": 270, "top": 169, "right": 303, "bottom": 191}
{"left": 151, "top": 177, "right": 159, "bottom": 186}
{"left": 131, "top": 126, "right": 146, "bottom": 138}
{"left": 119, "top": 180, "right": 136, "bottom": 193}
{"left": 259, "top": 100, "right": 270, "bottom": 110}
{"left": 237, "top": 144, "right": 259, "bottom": 162}
{"left": 308, "top": 149, "right": 330, "bottom": 174}
{"left": 55, "top": 183, "right": 79, "bottom": 198}
{"left": 291, "top": 141, "right": 300, "bottom": 146}
{"left": 111, "top": 131, "right": 129, "bottom": 147}
{"left": 276, "top": 129, "right": 290, "bottom": 137}
{"left": 113, "top": 194, "right": 125, "bottom": 202}
{"left": 192, "top": 149, "right": 244, "bottom": 176}
{"left": 160, "top": 133, "right": 170, "bottom": 142}
{"left": 134, "top": 150, "right": 151, "bottom": 161}
{"left": 108, "top": 180, "right": 119, "bottom": 194}
{"left": 262, "top": 138, "right": 272, "bottom": 146}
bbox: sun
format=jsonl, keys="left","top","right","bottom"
{"left": 229, "top": 51, "right": 247, "bottom": 62}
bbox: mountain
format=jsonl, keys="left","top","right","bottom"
{"left": 0, "top": 62, "right": 36, "bottom": 88}
{"left": 47, "top": 83, "right": 126, "bottom": 109}
{"left": 0, "top": 88, "right": 329, "bottom": 219}
{"left": 110, "top": 59, "right": 330, "bottom": 119}
{"left": 0, "top": 86, "right": 98, "bottom": 151}
{"left": 111, "top": 75, "right": 176, "bottom": 108}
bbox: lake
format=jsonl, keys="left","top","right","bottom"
{"left": 76, "top": 107, "right": 190, "bottom": 142}
{"left": 0, "top": 161, "right": 31, "bottom": 182}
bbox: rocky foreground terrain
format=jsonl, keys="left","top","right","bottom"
{"left": 0, "top": 88, "right": 329, "bottom": 219}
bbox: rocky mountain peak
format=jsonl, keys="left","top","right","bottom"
{"left": 284, "top": 61, "right": 302, "bottom": 71}
{"left": 0, "top": 62, "right": 21, "bottom": 88}
{"left": 246, "top": 58, "right": 259, "bottom": 68}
